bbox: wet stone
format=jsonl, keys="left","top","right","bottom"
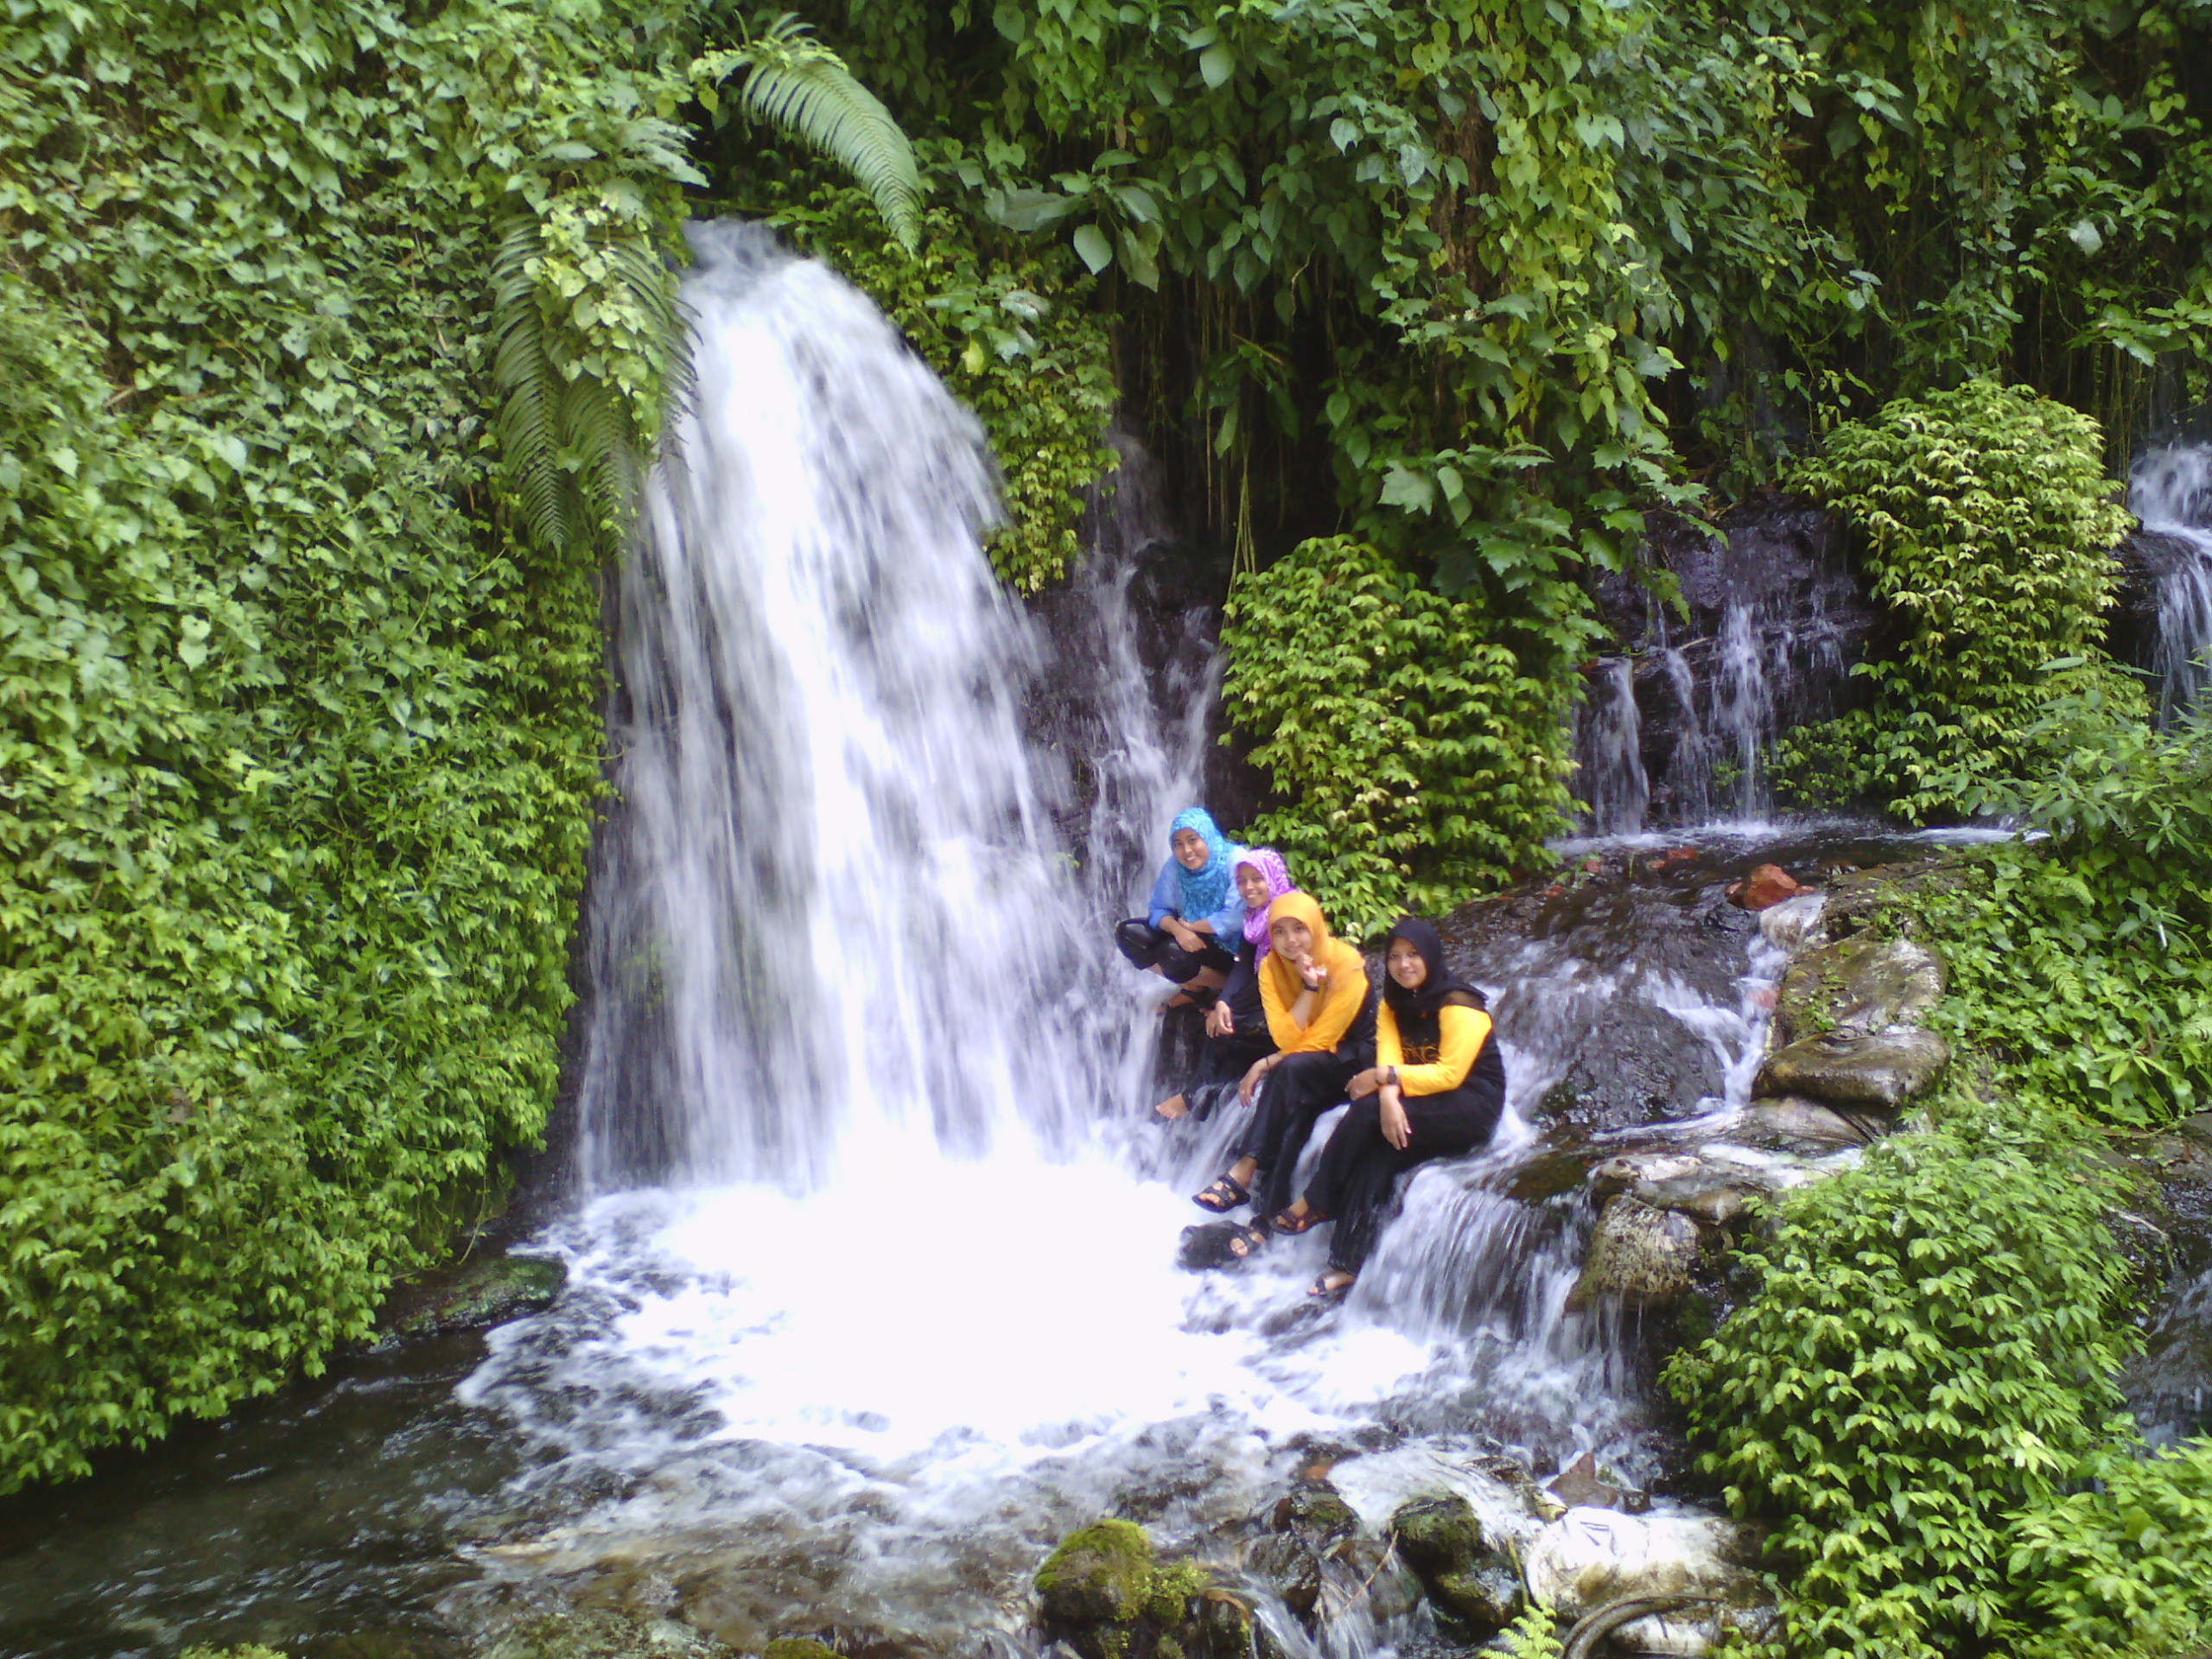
{"left": 1756, "top": 1026, "right": 1952, "bottom": 1109}
{"left": 1570, "top": 1198, "right": 1704, "bottom": 1310}
{"left": 1726, "top": 863, "right": 1806, "bottom": 912}
{"left": 1774, "top": 933, "right": 1945, "bottom": 1046}
{"left": 379, "top": 1252, "right": 567, "bottom": 1344}
{"left": 1739, "top": 1096, "right": 1885, "bottom": 1147}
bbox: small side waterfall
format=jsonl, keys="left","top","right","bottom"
{"left": 2129, "top": 443, "right": 2212, "bottom": 723}
{"left": 1573, "top": 506, "right": 1865, "bottom": 833}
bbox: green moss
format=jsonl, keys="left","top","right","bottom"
{"left": 1036, "top": 1519, "right": 1158, "bottom": 1624}
{"left": 762, "top": 1641, "right": 840, "bottom": 1659}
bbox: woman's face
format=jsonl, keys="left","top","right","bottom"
{"left": 1173, "top": 828, "right": 1210, "bottom": 870}
{"left": 1235, "top": 861, "right": 1272, "bottom": 909}
{"left": 1387, "top": 937, "right": 1429, "bottom": 990}
{"left": 1271, "top": 916, "right": 1314, "bottom": 960}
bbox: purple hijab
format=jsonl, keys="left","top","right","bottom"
{"left": 1236, "top": 849, "right": 1298, "bottom": 960}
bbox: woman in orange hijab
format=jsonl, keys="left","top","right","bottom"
{"left": 1190, "top": 892, "right": 1376, "bottom": 1236}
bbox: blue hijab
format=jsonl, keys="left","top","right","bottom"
{"left": 1169, "top": 806, "right": 1236, "bottom": 922}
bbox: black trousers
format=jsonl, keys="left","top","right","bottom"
{"left": 1181, "top": 1028, "right": 1275, "bottom": 1120}
{"left": 1306, "top": 1084, "right": 1503, "bottom": 1274}
{"left": 1235, "top": 1047, "right": 1368, "bottom": 1220}
{"left": 1116, "top": 918, "right": 1236, "bottom": 984}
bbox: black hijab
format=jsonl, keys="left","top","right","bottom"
{"left": 1380, "top": 917, "right": 1488, "bottom": 1025}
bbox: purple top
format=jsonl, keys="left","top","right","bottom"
{"left": 1236, "top": 849, "right": 1298, "bottom": 960}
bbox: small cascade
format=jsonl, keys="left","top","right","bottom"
{"left": 2128, "top": 443, "right": 2212, "bottom": 723}
{"left": 1575, "top": 505, "right": 1869, "bottom": 830}
{"left": 1575, "top": 658, "right": 1648, "bottom": 835}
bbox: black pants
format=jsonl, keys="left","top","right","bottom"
{"left": 1116, "top": 918, "right": 1236, "bottom": 984}
{"left": 1306, "top": 1084, "right": 1503, "bottom": 1274}
{"left": 1235, "top": 1047, "right": 1367, "bottom": 1221}
{"left": 1181, "top": 1028, "right": 1275, "bottom": 1121}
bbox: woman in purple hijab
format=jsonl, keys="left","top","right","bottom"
{"left": 1153, "top": 848, "right": 1300, "bottom": 1125}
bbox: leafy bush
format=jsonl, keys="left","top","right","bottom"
{"left": 757, "top": 178, "right": 1119, "bottom": 592}
{"left": 1901, "top": 691, "right": 2212, "bottom": 1129}
{"left": 2008, "top": 1438, "right": 2212, "bottom": 1658}
{"left": 1663, "top": 1106, "right": 2140, "bottom": 1659}
{"left": 1220, "top": 537, "right": 1574, "bottom": 935}
{"left": 1777, "top": 381, "right": 2142, "bottom": 821}
{"left": 0, "top": 0, "right": 703, "bottom": 1490}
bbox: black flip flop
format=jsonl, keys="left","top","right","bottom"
{"left": 1192, "top": 1174, "right": 1250, "bottom": 1213}
{"left": 1225, "top": 1224, "right": 1269, "bottom": 1262}
{"left": 1269, "top": 1206, "right": 1330, "bottom": 1236}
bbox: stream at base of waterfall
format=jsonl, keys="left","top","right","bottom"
{"left": 0, "top": 225, "right": 2086, "bottom": 1659}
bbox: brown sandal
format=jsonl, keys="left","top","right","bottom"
{"left": 1269, "top": 1206, "right": 1330, "bottom": 1236}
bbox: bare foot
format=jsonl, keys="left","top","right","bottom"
{"left": 1154, "top": 1094, "right": 1189, "bottom": 1120}
{"left": 1308, "top": 1269, "right": 1357, "bottom": 1300}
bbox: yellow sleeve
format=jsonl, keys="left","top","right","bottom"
{"left": 1290, "top": 964, "right": 1366, "bottom": 1053}
{"left": 1258, "top": 959, "right": 1304, "bottom": 1051}
{"left": 1395, "top": 1006, "right": 1491, "bottom": 1096}
{"left": 1376, "top": 1002, "right": 1403, "bottom": 1070}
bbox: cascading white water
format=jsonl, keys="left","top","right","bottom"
{"left": 451, "top": 224, "right": 1811, "bottom": 1654}
{"left": 1575, "top": 658, "right": 1648, "bottom": 836}
{"left": 2130, "top": 443, "right": 2212, "bottom": 724}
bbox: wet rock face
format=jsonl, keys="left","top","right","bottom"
{"left": 1387, "top": 1494, "right": 1524, "bottom": 1637}
{"left": 1773, "top": 934, "right": 1945, "bottom": 1046}
{"left": 1756, "top": 1026, "right": 1952, "bottom": 1108}
{"left": 2110, "top": 527, "right": 2204, "bottom": 671}
{"left": 378, "top": 1251, "right": 566, "bottom": 1344}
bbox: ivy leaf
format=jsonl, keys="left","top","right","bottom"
{"left": 1198, "top": 45, "right": 1236, "bottom": 88}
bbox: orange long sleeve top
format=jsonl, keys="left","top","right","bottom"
{"left": 1258, "top": 937, "right": 1370, "bottom": 1053}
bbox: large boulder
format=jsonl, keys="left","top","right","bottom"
{"left": 1756, "top": 1026, "right": 1951, "bottom": 1108}
{"left": 1243, "top": 1483, "right": 1420, "bottom": 1631}
{"left": 1571, "top": 1197, "right": 1704, "bottom": 1309}
{"left": 1773, "top": 934, "right": 1945, "bottom": 1046}
{"left": 1522, "top": 1507, "right": 1764, "bottom": 1656}
{"left": 378, "top": 1251, "right": 566, "bottom": 1344}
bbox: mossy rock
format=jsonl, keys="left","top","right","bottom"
{"left": 1389, "top": 1493, "right": 1484, "bottom": 1576}
{"left": 1773, "top": 932, "right": 1945, "bottom": 1046}
{"left": 381, "top": 1252, "right": 567, "bottom": 1343}
{"left": 1268, "top": 1484, "right": 1359, "bottom": 1542}
{"left": 762, "top": 1642, "right": 839, "bottom": 1659}
{"left": 1038, "top": 1519, "right": 1160, "bottom": 1625}
{"left": 1035, "top": 1520, "right": 1242, "bottom": 1659}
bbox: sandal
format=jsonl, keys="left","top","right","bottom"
{"left": 1269, "top": 1206, "right": 1330, "bottom": 1236}
{"left": 1225, "top": 1224, "right": 1269, "bottom": 1262}
{"left": 1307, "top": 1272, "right": 1355, "bottom": 1303}
{"left": 1192, "top": 1175, "right": 1250, "bottom": 1213}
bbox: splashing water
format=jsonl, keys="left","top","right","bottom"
{"left": 2130, "top": 443, "right": 2212, "bottom": 724}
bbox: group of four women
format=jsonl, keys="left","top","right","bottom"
{"left": 1115, "top": 807, "right": 1508, "bottom": 1300}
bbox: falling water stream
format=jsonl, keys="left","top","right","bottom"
{"left": 2130, "top": 443, "right": 2212, "bottom": 724}
{"left": 0, "top": 228, "right": 1969, "bottom": 1659}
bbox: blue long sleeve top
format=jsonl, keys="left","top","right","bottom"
{"left": 1144, "top": 852, "right": 1249, "bottom": 942}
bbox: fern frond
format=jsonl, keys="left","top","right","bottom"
{"left": 709, "top": 15, "right": 924, "bottom": 251}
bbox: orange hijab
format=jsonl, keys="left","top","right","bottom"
{"left": 1258, "top": 892, "right": 1371, "bottom": 1053}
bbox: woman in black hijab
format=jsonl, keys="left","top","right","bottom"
{"left": 1269, "top": 916, "right": 1507, "bottom": 1300}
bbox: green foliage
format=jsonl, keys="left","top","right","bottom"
{"left": 696, "top": 15, "right": 925, "bottom": 252}
{"left": 1904, "top": 693, "right": 2212, "bottom": 1129}
{"left": 1220, "top": 537, "right": 1574, "bottom": 935}
{"left": 1663, "top": 1105, "right": 2141, "bottom": 1659}
{"left": 759, "top": 180, "right": 1118, "bottom": 591}
{"left": 0, "top": 0, "right": 703, "bottom": 1491}
{"left": 1494, "top": 1600, "right": 1562, "bottom": 1659}
{"left": 2007, "top": 1438, "right": 2212, "bottom": 1659}
{"left": 1778, "top": 382, "right": 2143, "bottom": 822}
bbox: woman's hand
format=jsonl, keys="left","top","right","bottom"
{"left": 1239, "top": 1055, "right": 1274, "bottom": 1105}
{"left": 1163, "top": 915, "right": 1202, "bottom": 952}
{"left": 1205, "top": 1001, "right": 1235, "bottom": 1039}
{"left": 1296, "top": 951, "right": 1329, "bottom": 993}
{"left": 1344, "top": 1066, "right": 1382, "bottom": 1099}
{"left": 1379, "top": 1088, "right": 1412, "bottom": 1151}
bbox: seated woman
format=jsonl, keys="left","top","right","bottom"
{"left": 1191, "top": 891, "right": 1375, "bottom": 1239}
{"left": 1115, "top": 807, "right": 1245, "bottom": 1002}
{"left": 1155, "top": 849, "right": 1298, "bottom": 1122}
{"left": 1272, "top": 917, "right": 1506, "bottom": 1300}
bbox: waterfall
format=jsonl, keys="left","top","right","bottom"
{"left": 572, "top": 223, "right": 1109, "bottom": 1193}
{"left": 2130, "top": 443, "right": 2212, "bottom": 724}
{"left": 1575, "top": 658, "right": 1648, "bottom": 836}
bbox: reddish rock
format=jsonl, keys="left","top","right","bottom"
{"left": 1645, "top": 846, "right": 1700, "bottom": 874}
{"left": 1728, "top": 863, "right": 1805, "bottom": 911}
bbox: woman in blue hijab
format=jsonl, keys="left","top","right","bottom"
{"left": 1115, "top": 806, "right": 1246, "bottom": 1003}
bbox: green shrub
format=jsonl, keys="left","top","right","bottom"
{"left": 2008, "top": 1438, "right": 2212, "bottom": 1658}
{"left": 0, "top": 0, "right": 699, "bottom": 1490}
{"left": 1778, "top": 381, "right": 2142, "bottom": 821}
{"left": 1663, "top": 1106, "right": 2140, "bottom": 1659}
{"left": 1220, "top": 537, "right": 1575, "bottom": 936}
